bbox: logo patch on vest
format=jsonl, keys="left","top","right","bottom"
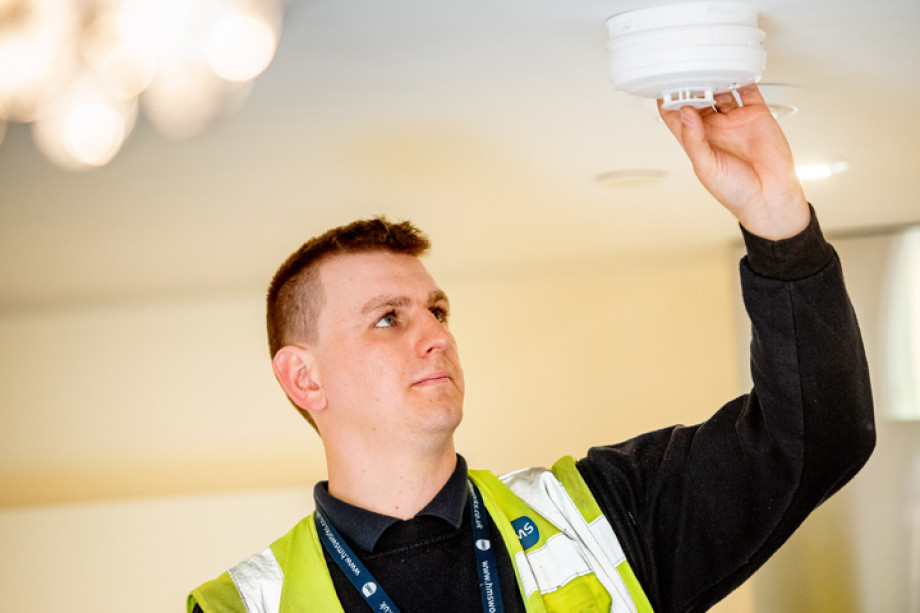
{"left": 511, "top": 516, "right": 539, "bottom": 550}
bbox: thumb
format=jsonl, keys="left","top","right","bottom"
{"left": 678, "top": 107, "right": 716, "bottom": 175}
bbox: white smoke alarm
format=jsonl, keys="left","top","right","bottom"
{"left": 606, "top": 2, "right": 766, "bottom": 110}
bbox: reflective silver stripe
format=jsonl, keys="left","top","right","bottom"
{"left": 501, "top": 467, "right": 639, "bottom": 613}
{"left": 520, "top": 531, "right": 593, "bottom": 594}
{"left": 512, "top": 550, "right": 540, "bottom": 598}
{"left": 228, "top": 547, "right": 283, "bottom": 613}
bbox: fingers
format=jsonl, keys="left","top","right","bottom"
{"left": 705, "top": 84, "right": 766, "bottom": 114}
{"left": 711, "top": 90, "right": 738, "bottom": 113}
{"left": 657, "top": 98, "right": 683, "bottom": 139}
{"left": 735, "top": 83, "right": 766, "bottom": 106}
{"left": 657, "top": 83, "right": 764, "bottom": 175}
{"left": 657, "top": 102, "right": 715, "bottom": 171}
{"left": 709, "top": 88, "right": 745, "bottom": 114}
{"left": 676, "top": 106, "right": 716, "bottom": 173}
{"left": 712, "top": 84, "right": 764, "bottom": 108}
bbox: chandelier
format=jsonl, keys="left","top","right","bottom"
{"left": 0, "top": 0, "right": 284, "bottom": 170}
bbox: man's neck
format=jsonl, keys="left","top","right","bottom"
{"left": 325, "top": 443, "right": 458, "bottom": 520}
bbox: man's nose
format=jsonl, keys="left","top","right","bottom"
{"left": 416, "top": 311, "right": 453, "bottom": 354}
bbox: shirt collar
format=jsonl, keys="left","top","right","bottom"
{"left": 313, "top": 454, "right": 469, "bottom": 553}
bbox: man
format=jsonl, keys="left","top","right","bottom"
{"left": 189, "top": 85, "right": 875, "bottom": 612}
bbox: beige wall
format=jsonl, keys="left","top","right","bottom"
{"left": 0, "top": 246, "right": 760, "bottom": 611}
{"left": 743, "top": 232, "right": 920, "bottom": 613}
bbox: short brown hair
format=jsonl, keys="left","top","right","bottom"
{"left": 266, "top": 217, "right": 430, "bottom": 427}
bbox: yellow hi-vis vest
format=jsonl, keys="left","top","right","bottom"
{"left": 188, "top": 456, "right": 653, "bottom": 613}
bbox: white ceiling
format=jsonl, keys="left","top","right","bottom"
{"left": 1, "top": 0, "right": 918, "bottom": 310}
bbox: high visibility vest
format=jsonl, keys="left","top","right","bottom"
{"left": 188, "top": 456, "right": 653, "bottom": 613}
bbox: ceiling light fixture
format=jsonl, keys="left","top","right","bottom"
{"left": 795, "top": 160, "right": 850, "bottom": 181}
{"left": 0, "top": 0, "right": 285, "bottom": 171}
{"left": 606, "top": 2, "right": 766, "bottom": 110}
{"left": 595, "top": 169, "right": 667, "bottom": 187}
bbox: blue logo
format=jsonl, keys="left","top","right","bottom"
{"left": 511, "top": 516, "right": 539, "bottom": 550}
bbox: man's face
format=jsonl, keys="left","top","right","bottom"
{"left": 309, "top": 250, "right": 465, "bottom": 444}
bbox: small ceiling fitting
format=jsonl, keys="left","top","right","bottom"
{"left": 606, "top": 2, "right": 766, "bottom": 110}
{"left": 595, "top": 169, "right": 667, "bottom": 187}
{"left": 759, "top": 83, "right": 800, "bottom": 118}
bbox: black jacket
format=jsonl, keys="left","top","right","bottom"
{"left": 580, "top": 210, "right": 875, "bottom": 612}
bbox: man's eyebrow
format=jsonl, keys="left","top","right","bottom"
{"left": 361, "top": 295, "right": 410, "bottom": 316}
{"left": 360, "top": 291, "right": 449, "bottom": 316}
{"left": 429, "top": 290, "right": 449, "bottom": 306}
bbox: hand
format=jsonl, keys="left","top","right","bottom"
{"left": 658, "top": 84, "right": 810, "bottom": 240}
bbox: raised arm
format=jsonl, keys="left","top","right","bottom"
{"left": 576, "top": 85, "right": 876, "bottom": 612}
{"left": 658, "top": 84, "right": 810, "bottom": 240}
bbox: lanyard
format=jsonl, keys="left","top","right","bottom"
{"left": 314, "top": 480, "right": 505, "bottom": 613}
{"left": 469, "top": 480, "right": 506, "bottom": 613}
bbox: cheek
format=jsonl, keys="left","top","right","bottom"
{"left": 325, "top": 346, "right": 398, "bottom": 396}
{"left": 448, "top": 347, "right": 465, "bottom": 387}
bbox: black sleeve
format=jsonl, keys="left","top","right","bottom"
{"left": 577, "top": 208, "right": 876, "bottom": 613}
{"left": 193, "top": 606, "right": 203, "bottom": 613}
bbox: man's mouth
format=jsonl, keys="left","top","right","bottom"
{"left": 412, "top": 372, "right": 452, "bottom": 386}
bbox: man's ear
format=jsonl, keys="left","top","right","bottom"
{"left": 272, "top": 346, "right": 327, "bottom": 415}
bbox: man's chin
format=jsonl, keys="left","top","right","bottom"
{"left": 420, "top": 399, "right": 464, "bottom": 431}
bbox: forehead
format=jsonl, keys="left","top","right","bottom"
{"left": 317, "top": 250, "right": 441, "bottom": 309}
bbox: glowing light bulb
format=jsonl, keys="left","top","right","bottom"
{"left": 63, "top": 103, "right": 126, "bottom": 166}
{"left": 795, "top": 160, "right": 850, "bottom": 181}
{"left": 207, "top": 12, "right": 277, "bottom": 82}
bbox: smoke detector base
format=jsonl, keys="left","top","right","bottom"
{"left": 661, "top": 88, "right": 715, "bottom": 110}
{"left": 606, "top": 2, "right": 766, "bottom": 109}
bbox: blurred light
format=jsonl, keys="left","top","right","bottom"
{"left": 64, "top": 103, "right": 126, "bottom": 166}
{"left": 81, "top": 12, "right": 157, "bottom": 99}
{"left": 81, "top": 12, "right": 123, "bottom": 73}
{"left": 207, "top": 11, "right": 277, "bottom": 82}
{"left": 795, "top": 160, "right": 850, "bottom": 181}
{"left": 0, "top": 0, "right": 79, "bottom": 122}
{"left": 882, "top": 226, "right": 920, "bottom": 421}
{"left": 31, "top": 71, "right": 137, "bottom": 170}
{"left": 101, "top": 42, "right": 158, "bottom": 99}
{"left": 0, "top": 0, "right": 285, "bottom": 170}
{"left": 143, "top": 62, "right": 227, "bottom": 139}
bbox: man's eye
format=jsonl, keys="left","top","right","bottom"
{"left": 374, "top": 313, "right": 397, "bottom": 328}
{"left": 431, "top": 307, "right": 448, "bottom": 323}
